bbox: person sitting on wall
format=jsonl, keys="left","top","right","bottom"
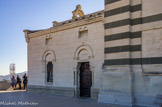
{"left": 23, "top": 73, "right": 27, "bottom": 90}
{"left": 16, "top": 75, "right": 21, "bottom": 89}
{"left": 11, "top": 76, "right": 17, "bottom": 90}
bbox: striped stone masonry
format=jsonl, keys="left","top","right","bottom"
{"left": 104, "top": 0, "right": 142, "bottom": 67}
{"left": 98, "top": 1, "right": 162, "bottom": 106}
{"left": 104, "top": 0, "right": 162, "bottom": 70}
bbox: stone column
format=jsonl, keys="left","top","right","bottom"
{"left": 73, "top": 68, "right": 77, "bottom": 97}
{"left": 76, "top": 63, "right": 81, "bottom": 97}
{"left": 41, "top": 60, "right": 46, "bottom": 85}
{"left": 90, "top": 66, "right": 95, "bottom": 88}
{"left": 73, "top": 68, "right": 77, "bottom": 86}
{"left": 41, "top": 60, "right": 46, "bottom": 73}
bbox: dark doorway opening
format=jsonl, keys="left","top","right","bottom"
{"left": 80, "top": 62, "right": 92, "bottom": 97}
{"left": 47, "top": 62, "right": 53, "bottom": 82}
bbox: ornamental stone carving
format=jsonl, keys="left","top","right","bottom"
{"left": 72, "top": 5, "right": 85, "bottom": 19}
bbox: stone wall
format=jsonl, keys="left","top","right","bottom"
{"left": 26, "top": 12, "right": 104, "bottom": 99}
{"left": 0, "top": 81, "right": 11, "bottom": 90}
{"left": 134, "top": 0, "right": 162, "bottom": 106}
{"left": 27, "top": 85, "right": 75, "bottom": 97}
{"left": 100, "top": 0, "right": 162, "bottom": 106}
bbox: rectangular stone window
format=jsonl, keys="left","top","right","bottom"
{"left": 46, "top": 35, "right": 52, "bottom": 45}
{"left": 79, "top": 30, "right": 88, "bottom": 39}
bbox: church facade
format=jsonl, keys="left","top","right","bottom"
{"left": 24, "top": 0, "right": 162, "bottom": 107}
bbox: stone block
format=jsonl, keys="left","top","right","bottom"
{"left": 27, "top": 85, "right": 75, "bottom": 97}
{"left": 142, "top": 0, "right": 162, "bottom": 17}
{"left": 91, "top": 88, "right": 99, "bottom": 100}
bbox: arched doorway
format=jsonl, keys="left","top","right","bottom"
{"left": 73, "top": 43, "right": 94, "bottom": 98}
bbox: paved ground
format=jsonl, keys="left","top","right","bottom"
{"left": 0, "top": 91, "right": 129, "bottom": 107}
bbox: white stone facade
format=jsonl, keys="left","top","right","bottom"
{"left": 27, "top": 20, "right": 104, "bottom": 86}
{"left": 24, "top": 10, "right": 104, "bottom": 99}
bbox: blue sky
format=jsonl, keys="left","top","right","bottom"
{"left": 0, "top": 0, "right": 104, "bottom": 75}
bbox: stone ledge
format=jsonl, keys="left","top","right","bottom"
{"left": 98, "top": 93, "right": 133, "bottom": 106}
{"left": 54, "top": 10, "right": 104, "bottom": 27}
{"left": 0, "top": 82, "right": 11, "bottom": 90}
{"left": 27, "top": 85, "right": 75, "bottom": 97}
{"left": 27, "top": 11, "right": 103, "bottom": 38}
{"left": 142, "top": 72, "right": 162, "bottom": 76}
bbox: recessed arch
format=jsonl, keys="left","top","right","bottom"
{"left": 42, "top": 49, "right": 56, "bottom": 63}
{"left": 74, "top": 43, "right": 94, "bottom": 60}
{"left": 42, "top": 49, "right": 56, "bottom": 84}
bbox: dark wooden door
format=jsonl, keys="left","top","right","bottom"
{"left": 47, "top": 62, "right": 53, "bottom": 82}
{"left": 80, "top": 62, "right": 92, "bottom": 97}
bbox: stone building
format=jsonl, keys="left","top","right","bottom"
{"left": 24, "top": 1, "right": 162, "bottom": 107}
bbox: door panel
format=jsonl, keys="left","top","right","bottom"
{"left": 80, "top": 62, "right": 92, "bottom": 97}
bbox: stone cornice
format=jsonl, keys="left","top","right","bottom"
{"left": 23, "top": 29, "right": 43, "bottom": 43}
{"left": 28, "top": 11, "right": 103, "bottom": 39}
{"left": 23, "top": 30, "right": 30, "bottom": 43}
{"left": 53, "top": 10, "right": 103, "bottom": 27}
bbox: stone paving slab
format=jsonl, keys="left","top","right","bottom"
{"left": 0, "top": 91, "right": 129, "bottom": 107}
